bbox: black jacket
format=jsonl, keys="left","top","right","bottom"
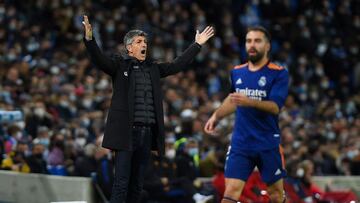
{"left": 84, "top": 39, "right": 201, "bottom": 155}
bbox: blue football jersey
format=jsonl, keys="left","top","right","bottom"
{"left": 230, "top": 62, "right": 289, "bottom": 151}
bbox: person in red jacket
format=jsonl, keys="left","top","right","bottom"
{"left": 213, "top": 169, "right": 270, "bottom": 203}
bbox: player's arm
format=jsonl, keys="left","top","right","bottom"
{"left": 214, "top": 95, "right": 237, "bottom": 119}
{"left": 251, "top": 100, "right": 279, "bottom": 114}
{"left": 204, "top": 95, "right": 236, "bottom": 134}
{"left": 229, "top": 93, "right": 280, "bottom": 114}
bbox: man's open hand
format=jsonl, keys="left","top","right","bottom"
{"left": 195, "top": 26, "right": 215, "bottom": 45}
{"left": 82, "top": 15, "right": 93, "bottom": 41}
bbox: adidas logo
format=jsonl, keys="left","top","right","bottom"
{"left": 275, "top": 169, "right": 282, "bottom": 175}
{"left": 235, "top": 78, "right": 242, "bottom": 85}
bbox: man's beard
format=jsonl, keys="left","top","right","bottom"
{"left": 247, "top": 49, "right": 265, "bottom": 64}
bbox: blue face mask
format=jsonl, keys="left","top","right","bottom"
{"left": 188, "top": 148, "right": 199, "bottom": 156}
{"left": 106, "top": 25, "right": 115, "bottom": 33}
{"left": 39, "top": 138, "right": 50, "bottom": 147}
{"left": 347, "top": 150, "right": 359, "bottom": 160}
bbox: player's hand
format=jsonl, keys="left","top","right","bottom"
{"left": 204, "top": 113, "right": 218, "bottom": 135}
{"left": 82, "top": 15, "right": 93, "bottom": 41}
{"left": 229, "top": 93, "right": 252, "bottom": 106}
{"left": 195, "top": 26, "right": 215, "bottom": 45}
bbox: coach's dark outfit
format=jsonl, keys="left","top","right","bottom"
{"left": 84, "top": 38, "right": 201, "bottom": 203}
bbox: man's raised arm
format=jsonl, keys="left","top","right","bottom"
{"left": 157, "top": 26, "right": 215, "bottom": 77}
{"left": 82, "top": 15, "right": 117, "bottom": 76}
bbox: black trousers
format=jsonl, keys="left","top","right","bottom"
{"left": 110, "top": 126, "right": 152, "bottom": 203}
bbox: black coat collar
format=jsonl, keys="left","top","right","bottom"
{"left": 122, "top": 54, "right": 154, "bottom": 65}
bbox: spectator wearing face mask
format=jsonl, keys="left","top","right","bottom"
{"left": 4, "top": 124, "right": 21, "bottom": 154}
{"left": 94, "top": 135, "right": 113, "bottom": 200}
{"left": 285, "top": 160, "right": 358, "bottom": 202}
{"left": 47, "top": 133, "right": 66, "bottom": 175}
{"left": 35, "top": 126, "right": 50, "bottom": 148}
{"left": 144, "top": 153, "right": 212, "bottom": 203}
{"left": 175, "top": 138, "right": 200, "bottom": 181}
{"left": 25, "top": 101, "right": 53, "bottom": 139}
{"left": 143, "top": 155, "right": 181, "bottom": 203}
{"left": 164, "top": 136, "right": 176, "bottom": 160}
{"left": 74, "top": 143, "right": 97, "bottom": 177}
{"left": 74, "top": 127, "right": 89, "bottom": 150}
{"left": 26, "top": 143, "right": 48, "bottom": 174}
{"left": 1, "top": 148, "right": 30, "bottom": 173}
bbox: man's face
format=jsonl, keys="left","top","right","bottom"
{"left": 245, "top": 31, "right": 270, "bottom": 64}
{"left": 126, "top": 36, "right": 147, "bottom": 61}
{"left": 33, "top": 144, "right": 44, "bottom": 155}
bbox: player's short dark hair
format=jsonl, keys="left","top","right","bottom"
{"left": 246, "top": 26, "right": 271, "bottom": 43}
{"left": 123, "top": 30, "right": 148, "bottom": 52}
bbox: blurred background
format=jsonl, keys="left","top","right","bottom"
{"left": 0, "top": 0, "right": 359, "bottom": 202}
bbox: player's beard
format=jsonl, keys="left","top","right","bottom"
{"left": 247, "top": 48, "right": 265, "bottom": 64}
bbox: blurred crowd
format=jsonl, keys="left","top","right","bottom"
{"left": 0, "top": 0, "right": 359, "bottom": 202}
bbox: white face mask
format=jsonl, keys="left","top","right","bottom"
{"left": 50, "top": 66, "right": 60, "bottom": 75}
{"left": 97, "top": 79, "right": 109, "bottom": 90}
{"left": 59, "top": 100, "right": 69, "bottom": 107}
{"left": 188, "top": 148, "right": 199, "bottom": 156}
{"left": 75, "top": 138, "right": 87, "bottom": 147}
{"left": 296, "top": 168, "right": 305, "bottom": 178}
{"left": 15, "top": 131, "right": 23, "bottom": 140}
{"left": 81, "top": 118, "right": 91, "bottom": 127}
{"left": 69, "top": 93, "right": 77, "bottom": 101}
{"left": 24, "top": 150, "right": 31, "bottom": 157}
{"left": 347, "top": 150, "right": 359, "bottom": 160}
{"left": 82, "top": 99, "right": 92, "bottom": 108}
{"left": 34, "top": 108, "right": 45, "bottom": 117}
{"left": 15, "top": 121, "right": 25, "bottom": 129}
{"left": 165, "top": 149, "right": 176, "bottom": 159}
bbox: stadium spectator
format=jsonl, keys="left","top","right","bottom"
{"left": 26, "top": 142, "right": 48, "bottom": 174}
